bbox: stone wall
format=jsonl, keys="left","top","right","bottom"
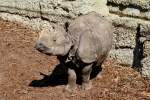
{"left": 0, "top": 0, "right": 109, "bottom": 30}
{"left": 0, "top": 0, "right": 149, "bottom": 78}
{"left": 107, "top": 0, "right": 150, "bottom": 78}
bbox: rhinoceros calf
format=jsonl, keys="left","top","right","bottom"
{"left": 35, "top": 12, "right": 113, "bottom": 91}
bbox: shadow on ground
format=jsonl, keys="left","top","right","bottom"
{"left": 29, "top": 63, "right": 68, "bottom": 87}
{"left": 29, "top": 63, "right": 102, "bottom": 87}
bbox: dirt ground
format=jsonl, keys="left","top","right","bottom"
{"left": 0, "top": 19, "right": 150, "bottom": 100}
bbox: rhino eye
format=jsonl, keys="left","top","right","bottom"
{"left": 53, "top": 39, "right": 56, "bottom": 42}
{"left": 52, "top": 26, "right": 55, "bottom": 29}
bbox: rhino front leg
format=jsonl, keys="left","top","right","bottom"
{"left": 65, "top": 68, "right": 77, "bottom": 92}
{"left": 82, "top": 64, "right": 93, "bottom": 90}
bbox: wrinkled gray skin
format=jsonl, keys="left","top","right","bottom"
{"left": 35, "top": 12, "right": 113, "bottom": 91}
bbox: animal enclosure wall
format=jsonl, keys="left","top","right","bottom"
{"left": 0, "top": 0, "right": 150, "bottom": 78}
{"left": 107, "top": 0, "right": 150, "bottom": 78}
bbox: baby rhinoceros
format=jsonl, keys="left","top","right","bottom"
{"left": 35, "top": 12, "right": 113, "bottom": 91}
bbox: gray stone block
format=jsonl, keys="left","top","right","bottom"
{"left": 108, "top": 0, "right": 150, "bottom": 10}
{"left": 108, "top": 0, "right": 150, "bottom": 20}
{"left": 0, "top": 0, "right": 41, "bottom": 17}
{"left": 109, "top": 49, "right": 133, "bottom": 65}
{"left": 143, "top": 41, "right": 150, "bottom": 58}
{"left": 141, "top": 57, "right": 150, "bottom": 79}
{"left": 113, "top": 27, "right": 136, "bottom": 48}
{"left": 140, "top": 23, "right": 150, "bottom": 37}
{"left": 110, "top": 15, "right": 138, "bottom": 30}
{"left": 122, "top": 8, "right": 140, "bottom": 17}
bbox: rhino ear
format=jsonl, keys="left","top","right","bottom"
{"left": 64, "top": 21, "right": 70, "bottom": 32}
{"left": 38, "top": 29, "right": 46, "bottom": 38}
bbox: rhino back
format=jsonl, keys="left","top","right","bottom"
{"left": 68, "top": 12, "right": 113, "bottom": 63}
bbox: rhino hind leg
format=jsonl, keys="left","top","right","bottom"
{"left": 90, "top": 63, "right": 103, "bottom": 79}
{"left": 81, "top": 64, "right": 93, "bottom": 90}
{"left": 65, "top": 68, "right": 77, "bottom": 92}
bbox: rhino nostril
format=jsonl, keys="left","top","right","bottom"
{"left": 35, "top": 43, "right": 47, "bottom": 51}
{"left": 38, "top": 43, "right": 44, "bottom": 47}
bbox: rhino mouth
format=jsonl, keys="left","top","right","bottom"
{"left": 35, "top": 43, "right": 51, "bottom": 55}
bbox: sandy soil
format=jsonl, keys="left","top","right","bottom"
{"left": 0, "top": 19, "right": 150, "bottom": 100}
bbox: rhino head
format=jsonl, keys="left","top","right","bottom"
{"left": 35, "top": 25, "right": 72, "bottom": 56}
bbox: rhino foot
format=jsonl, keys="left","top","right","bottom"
{"left": 65, "top": 84, "right": 77, "bottom": 92}
{"left": 81, "top": 82, "right": 92, "bottom": 90}
{"left": 97, "top": 72, "right": 103, "bottom": 79}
